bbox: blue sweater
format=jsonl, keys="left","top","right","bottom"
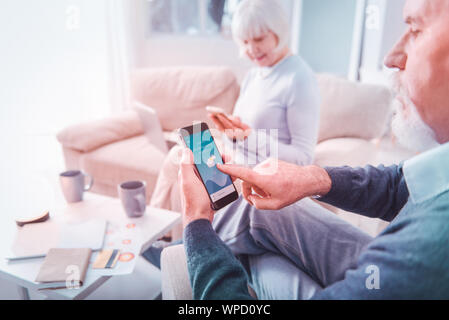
{"left": 184, "top": 160, "right": 449, "bottom": 299}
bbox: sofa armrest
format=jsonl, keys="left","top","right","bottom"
{"left": 57, "top": 110, "right": 144, "bottom": 153}
{"left": 160, "top": 244, "right": 192, "bottom": 300}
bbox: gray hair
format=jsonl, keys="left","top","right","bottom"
{"left": 231, "top": 0, "right": 290, "bottom": 54}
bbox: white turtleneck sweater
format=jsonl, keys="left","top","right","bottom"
{"left": 226, "top": 55, "right": 321, "bottom": 166}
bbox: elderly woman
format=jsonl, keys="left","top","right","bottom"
{"left": 146, "top": 0, "right": 320, "bottom": 245}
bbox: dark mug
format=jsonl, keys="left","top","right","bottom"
{"left": 118, "top": 181, "right": 146, "bottom": 218}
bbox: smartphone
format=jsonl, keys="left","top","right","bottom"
{"left": 206, "top": 106, "right": 228, "bottom": 116}
{"left": 178, "top": 122, "right": 239, "bottom": 210}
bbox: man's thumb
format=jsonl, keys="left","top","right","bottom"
{"left": 181, "top": 148, "right": 194, "bottom": 165}
{"left": 180, "top": 148, "right": 196, "bottom": 178}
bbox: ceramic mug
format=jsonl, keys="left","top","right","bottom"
{"left": 118, "top": 181, "right": 146, "bottom": 218}
{"left": 59, "top": 170, "right": 94, "bottom": 203}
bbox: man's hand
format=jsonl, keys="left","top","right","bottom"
{"left": 217, "top": 158, "right": 332, "bottom": 210}
{"left": 208, "top": 113, "right": 252, "bottom": 141}
{"left": 179, "top": 148, "right": 215, "bottom": 228}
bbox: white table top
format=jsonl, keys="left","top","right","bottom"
{"left": 0, "top": 191, "right": 181, "bottom": 300}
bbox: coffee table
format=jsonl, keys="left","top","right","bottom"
{"left": 0, "top": 191, "right": 181, "bottom": 300}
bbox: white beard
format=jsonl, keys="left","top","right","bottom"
{"left": 390, "top": 75, "right": 440, "bottom": 153}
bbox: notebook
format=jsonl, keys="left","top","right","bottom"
{"left": 35, "top": 248, "right": 92, "bottom": 290}
{"left": 5, "top": 219, "right": 107, "bottom": 261}
{"left": 133, "top": 101, "right": 169, "bottom": 154}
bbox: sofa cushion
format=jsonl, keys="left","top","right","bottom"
{"left": 79, "top": 135, "right": 166, "bottom": 202}
{"left": 314, "top": 137, "right": 397, "bottom": 237}
{"left": 316, "top": 74, "right": 393, "bottom": 143}
{"left": 314, "top": 138, "right": 380, "bottom": 168}
{"left": 131, "top": 66, "right": 240, "bottom": 131}
{"left": 57, "top": 111, "right": 144, "bottom": 153}
{"left": 314, "top": 137, "right": 415, "bottom": 169}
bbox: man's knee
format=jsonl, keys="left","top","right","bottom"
{"left": 248, "top": 253, "right": 323, "bottom": 300}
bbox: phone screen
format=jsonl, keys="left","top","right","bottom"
{"left": 183, "top": 129, "right": 235, "bottom": 202}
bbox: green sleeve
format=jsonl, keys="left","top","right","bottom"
{"left": 183, "top": 219, "right": 255, "bottom": 300}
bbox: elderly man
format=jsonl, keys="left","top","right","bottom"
{"left": 179, "top": 0, "right": 449, "bottom": 299}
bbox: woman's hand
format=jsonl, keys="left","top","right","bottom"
{"left": 208, "top": 113, "right": 252, "bottom": 141}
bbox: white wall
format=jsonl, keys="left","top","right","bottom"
{"left": 359, "top": 0, "right": 407, "bottom": 84}
{"left": 0, "top": 0, "right": 117, "bottom": 298}
{"left": 0, "top": 0, "right": 114, "bottom": 256}
{"left": 0, "top": 0, "right": 113, "bottom": 134}
{"left": 142, "top": 35, "right": 253, "bottom": 82}
{"left": 297, "top": 0, "right": 358, "bottom": 77}
{"left": 291, "top": 0, "right": 406, "bottom": 82}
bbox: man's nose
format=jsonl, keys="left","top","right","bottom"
{"left": 384, "top": 37, "right": 407, "bottom": 70}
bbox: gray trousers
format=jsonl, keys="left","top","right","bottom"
{"left": 212, "top": 196, "right": 373, "bottom": 299}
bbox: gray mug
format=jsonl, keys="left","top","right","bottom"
{"left": 118, "top": 181, "right": 146, "bottom": 218}
{"left": 60, "top": 170, "right": 94, "bottom": 203}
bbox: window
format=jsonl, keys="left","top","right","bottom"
{"left": 147, "top": 0, "right": 243, "bottom": 37}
